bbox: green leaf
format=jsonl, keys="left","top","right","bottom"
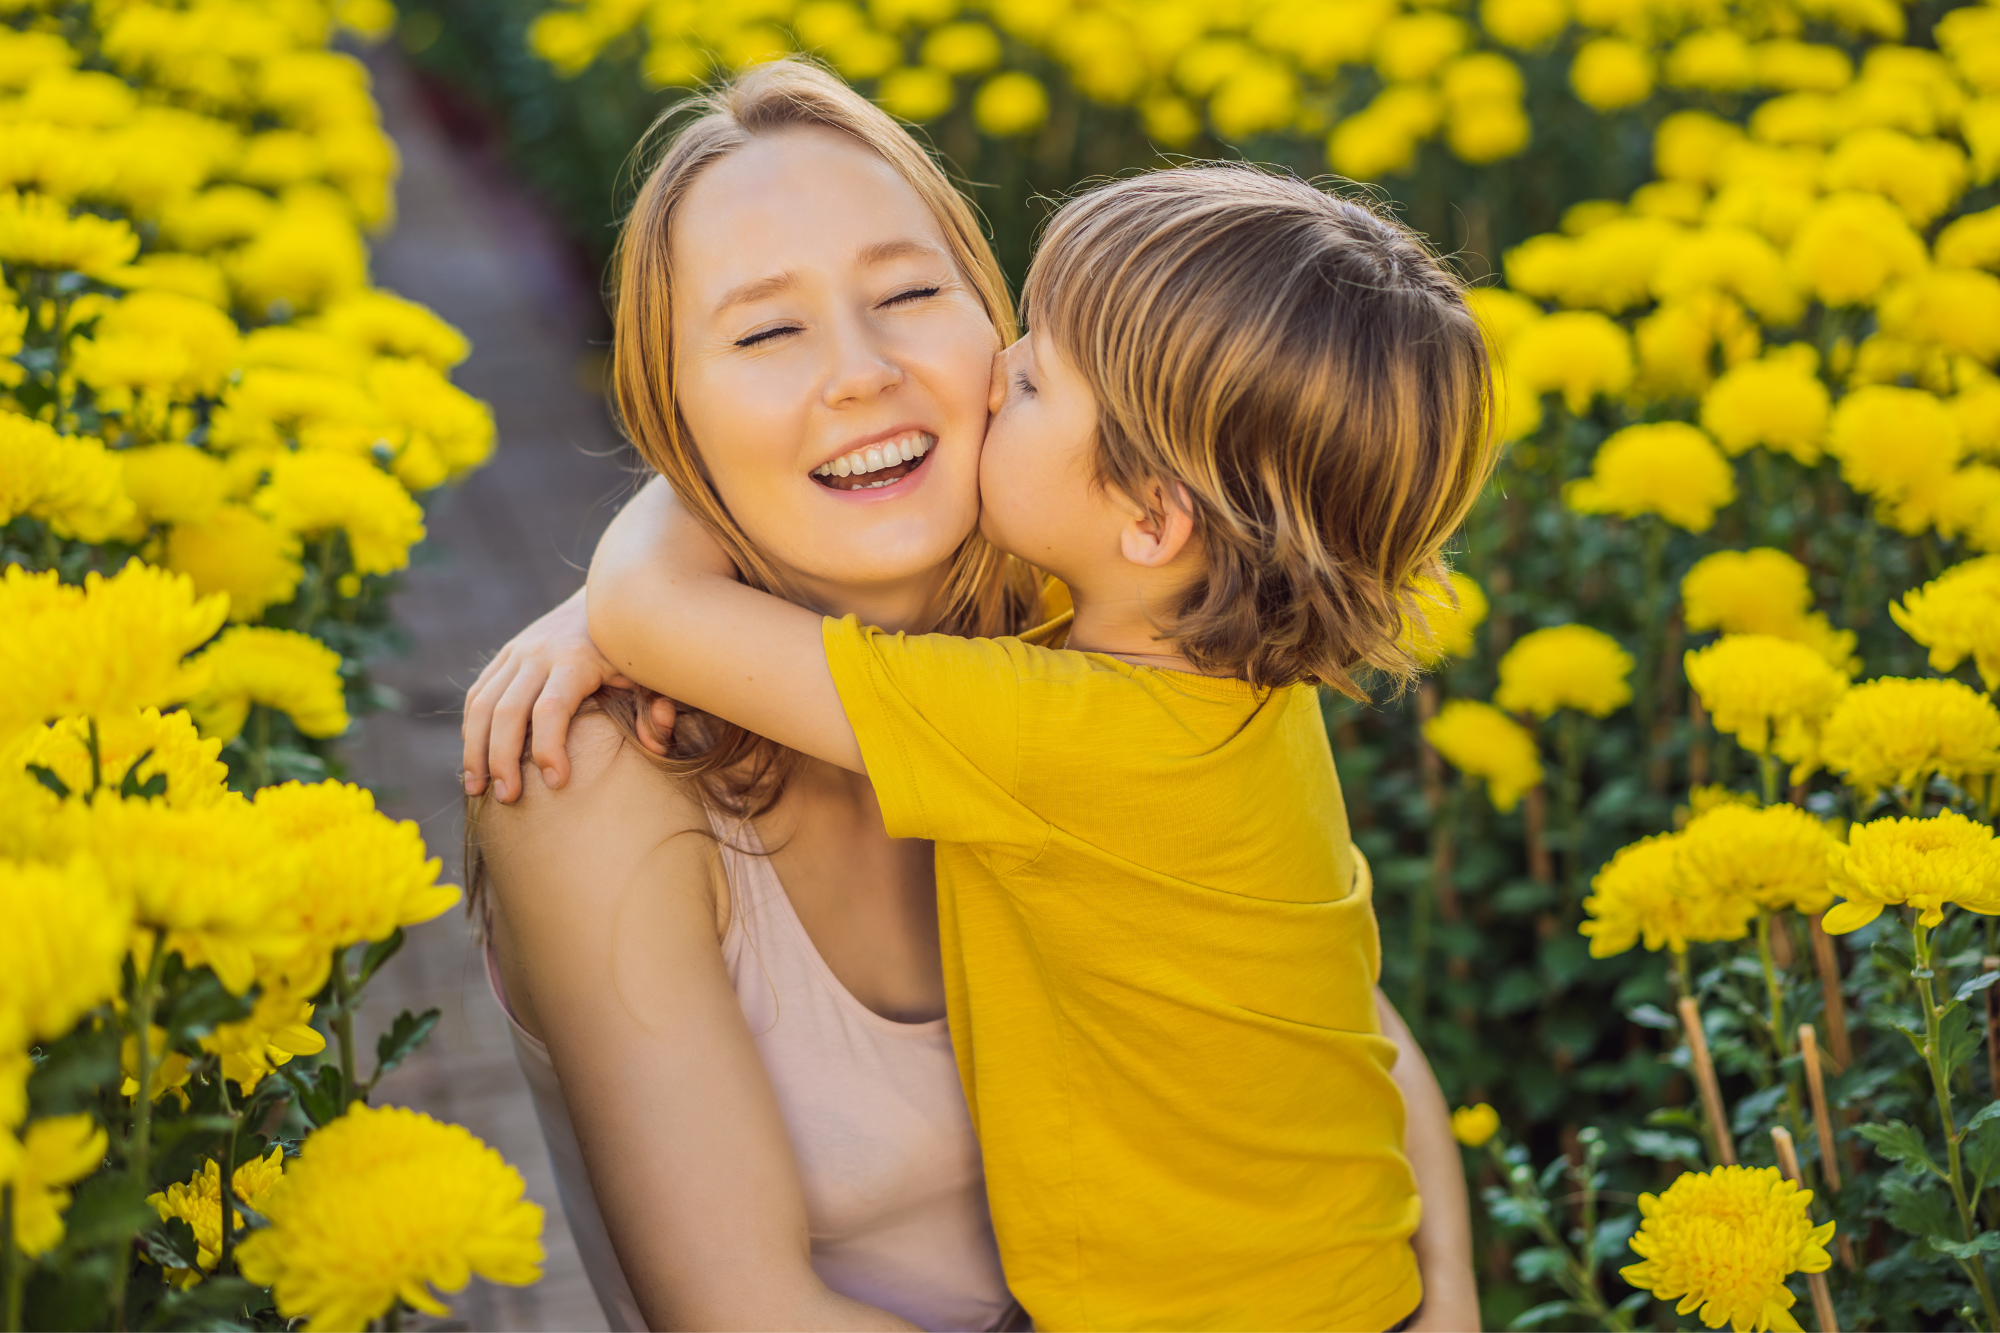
{"left": 27, "top": 1024, "right": 120, "bottom": 1119}
{"left": 1858, "top": 1121, "right": 1947, "bottom": 1179}
{"left": 157, "top": 966, "right": 253, "bottom": 1041}
{"left": 281, "top": 1063, "right": 345, "bottom": 1128}
{"left": 147, "top": 1275, "right": 264, "bottom": 1330}
{"left": 1942, "top": 1005, "right": 1983, "bottom": 1075}
{"left": 1591, "top": 1212, "right": 1640, "bottom": 1263}
{"left": 370, "top": 1006, "right": 440, "bottom": 1088}
{"left": 356, "top": 927, "right": 406, "bottom": 988}
{"left": 1644, "top": 1106, "right": 1703, "bottom": 1132}
{"left": 1958, "top": 973, "right": 2000, "bottom": 1004}
{"left": 137, "top": 1216, "right": 201, "bottom": 1272}
{"left": 1873, "top": 940, "right": 1916, "bottom": 975}
{"left": 1964, "top": 1101, "right": 2000, "bottom": 1137}
{"left": 1732, "top": 1082, "right": 1788, "bottom": 1135}
{"left": 1931, "top": 1233, "right": 2000, "bottom": 1261}
{"left": 1882, "top": 1173, "right": 1956, "bottom": 1240}
{"left": 1966, "top": 1116, "right": 2000, "bottom": 1193}
{"left": 57, "top": 1172, "right": 155, "bottom": 1253}
{"left": 1514, "top": 1246, "right": 1568, "bottom": 1283}
{"left": 116, "top": 748, "right": 163, "bottom": 800}
{"left": 26, "top": 763, "right": 70, "bottom": 799}
{"left": 1625, "top": 1128, "right": 1704, "bottom": 1166}
{"left": 1509, "top": 1300, "right": 1580, "bottom": 1330}
{"left": 1626, "top": 1003, "right": 1676, "bottom": 1030}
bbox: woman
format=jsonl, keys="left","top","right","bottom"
{"left": 464, "top": 60, "right": 1476, "bottom": 1332}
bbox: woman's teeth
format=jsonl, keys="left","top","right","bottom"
{"left": 814, "top": 432, "right": 933, "bottom": 482}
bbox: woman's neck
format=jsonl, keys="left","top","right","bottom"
{"left": 788, "top": 564, "right": 953, "bottom": 634}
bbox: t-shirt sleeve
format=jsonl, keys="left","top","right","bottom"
{"left": 822, "top": 614, "right": 1048, "bottom": 854}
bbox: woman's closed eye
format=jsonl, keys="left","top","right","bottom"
{"left": 734, "top": 323, "right": 800, "bottom": 349}
{"left": 1013, "top": 371, "right": 1036, "bottom": 398}
{"left": 881, "top": 284, "right": 941, "bottom": 308}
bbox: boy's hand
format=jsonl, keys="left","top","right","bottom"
{"left": 462, "top": 588, "right": 676, "bottom": 803}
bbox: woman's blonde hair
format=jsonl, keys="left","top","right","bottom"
{"left": 1023, "top": 164, "right": 1499, "bottom": 698}
{"left": 599, "top": 58, "right": 1038, "bottom": 816}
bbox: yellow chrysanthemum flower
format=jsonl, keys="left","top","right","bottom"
{"left": 1678, "top": 803, "right": 1838, "bottom": 915}
{"left": 1878, "top": 267, "right": 2000, "bottom": 363}
{"left": 1450, "top": 1103, "right": 1501, "bottom": 1147}
{"left": 118, "top": 444, "right": 231, "bottom": 529}
{"left": 0, "top": 561, "right": 227, "bottom": 740}
{"left": 1892, "top": 556, "right": 2000, "bottom": 690}
{"left": 1652, "top": 226, "right": 1803, "bottom": 326}
{"left": 1571, "top": 37, "right": 1654, "bottom": 110}
{"left": 235, "top": 1104, "right": 544, "bottom": 1332}
{"left": 1681, "top": 548, "right": 1856, "bottom": 672}
{"left": 1818, "top": 677, "right": 2000, "bottom": 800}
{"left": 0, "top": 411, "right": 135, "bottom": 543}
{"left": 1684, "top": 635, "right": 1850, "bottom": 776}
{"left": 972, "top": 70, "right": 1049, "bottom": 136}
{"left": 1494, "top": 624, "right": 1634, "bottom": 719}
{"left": 250, "top": 781, "right": 458, "bottom": 988}
{"left": 1621, "top": 1165, "right": 1833, "bottom": 1333}
{"left": 18, "top": 707, "right": 229, "bottom": 809}
{"left": 120, "top": 1024, "right": 192, "bottom": 1109}
{"left": 1699, "top": 347, "right": 1828, "bottom": 463}
{"left": 1823, "top": 810, "right": 2000, "bottom": 932}
{"left": 1564, "top": 422, "right": 1737, "bottom": 532}
{"left": 1422, "top": 699, "right": 1544, "bottom": 812}
{"left": 7, "top": 1115, "right": 108, "bottom": 1257}
{"left": 1401, "top": 571, "right": 1488, "bottom": 665}
{"left": 1580, "top": 832, "right": 1757, "bottom": 956}
{"left": 147, "top": 1147, "right": 287, "bottom": 1284}
{"left": 201, "top": 992, "right": 325, "bottom": 1093}
{"left": 83, "top": 289, "right": 242, "bottom": 401}
{"left": 226, "top": 191, "right": 368, "bottom": 316}
{"left": 1506, "top": 311, "right": 1635, "bottom": 414}
{"left": 315, "top": 289, "right": 470, "bottom": 370}
{"left": 253, "top": 451, "right": 426, "bottom": 577}
{"left": 0, "top": 856, "right": 130, "bottom": 1056}
{"left": 1826, "top": 385, "right": 1963, "bottom": 531}
{"left": 164, "top": 504, "right": 306, "bottom": 624}
{"left": 0, "top": 189, "right": 138, "bottom": 277}
{"left": 187, "top": 626, "right": 349, "bottom": 743}
{"left": 1786, "top": 191, "right": 1928, "bottom": 307}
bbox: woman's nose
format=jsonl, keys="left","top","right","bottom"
{"left": 821, "top": 331, "right": 903, "bottom": 407}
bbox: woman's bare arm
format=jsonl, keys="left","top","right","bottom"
{"left": 1377, "top": 990, "right": 1481, "bottom": 1332}
{"left": 478, "top": 714, "right": 916, "bottom": 1331}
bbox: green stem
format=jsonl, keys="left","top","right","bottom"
{"left": 112, "top": 937, "right": 170, "bottom": 1332}
{"left": 298, "top": 536, "right": 336, "bottom": 632}
{"left": 216, "top": 1079, "right": 238, "bottom": 1277}
{"left": 248, "top": 705, "right": 271, "bottom": 791}
{"left": 1557, "top": 712, "right": 1586, "bottom": 914}
{"left": 1758, "top": 752, "right": 1779, "bottom": 808}
{"left": 1487, "top": 1143, "right": 1633, "bottom": 1332}
{"left": 1757, "top": 915, "right": 1789, "bottom": 1058}
{"left": 1914, "top": 921, "right": 2000, "bottom": 1330}
{"left": 2, "top": 1182, "right": 20, "bottom": 1333}
{"left": 1673, "top": 947, "right": 1694, "bottom": 1001}
{"left": 331, "top": 947, "right": 359, "bottom": 1110}
{"left": 1635, "top": 518, "right": 1666, "bottom": 762}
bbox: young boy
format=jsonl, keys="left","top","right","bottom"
{"left": 592, "top": 166, "right": 1496, "bottom": 1330}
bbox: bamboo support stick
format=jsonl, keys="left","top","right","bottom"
{"left": 1680, "top": 996, "right": 1736, "bottom": 1165}
{"left": 1772, "top": 1127, "right": 1841, "bottom": 1333}
{"left": 1800, "top": 1025, "right": 1841, "bottom": 1191}
{"left": 1809, "top": 915, "right": 1853, "bottom": 1069}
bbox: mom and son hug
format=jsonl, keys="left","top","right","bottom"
{"left": 460, "top": 56, "right": 1491, "bottom": 1333}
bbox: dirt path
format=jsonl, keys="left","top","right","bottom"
{"left": 343, "top": 51, "right": 632, "bottom": 1333}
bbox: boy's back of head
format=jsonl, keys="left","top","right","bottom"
{"left": 1023, "top": 165, "right": 1499, "bottom": 697}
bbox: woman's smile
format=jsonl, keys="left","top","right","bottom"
{"left": 812, "top": 427, "right": 937, "bottom": 492}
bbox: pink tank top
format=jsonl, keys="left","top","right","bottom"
{"left": 487, "top": 809, "right": 1015, "bottom": 1332}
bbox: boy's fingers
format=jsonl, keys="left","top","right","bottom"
{"left": 486, "top": 665, "right": 547, "bottom": 804}
{"left": 530, "top": 664, "right": 601, "bottom": 789}
{"left": 635, "top": 695, "right": 678, "bottom": 757}
{"left": 461, "top": 658, "right": 522, "bottom": 794}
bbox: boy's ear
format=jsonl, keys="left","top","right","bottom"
{"left": 1117, "top": 481, "right": 1198, "bottom": 570}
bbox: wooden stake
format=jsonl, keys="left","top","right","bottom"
{"left": 1809, "top": 915, "right": 1853, "bottom": 1069}
{"left": 1772, "top": 1127, "right": 1841, "bottom": 1333}
{"left": 1800, "top": 1025, "right": 1840, "bottom": 1191}
{"left": 1525, "top": 784, "right": 1552, "bottom": 886}
{"left": 1680, "top": 995, "right": 1736, "bottom": 1165}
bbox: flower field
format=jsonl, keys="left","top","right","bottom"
{"left": 445, "top": 0, "right": 2000, "bottom": 1325}
{"left": 1, "top": 2, "right": 544, "bottom": 1330}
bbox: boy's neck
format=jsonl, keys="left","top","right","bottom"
{"left": 1061, "top": 575, "right": 1219, "bottom": 676}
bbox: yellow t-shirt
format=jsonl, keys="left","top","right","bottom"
{"left": 823, "top": 616, "right": 1422, "bottom": 1332}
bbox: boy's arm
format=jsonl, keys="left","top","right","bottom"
{"left": 586, "top": 479, "right": 865, "bottom": 774}
{"left": 1377, "top": 989, "right": 1482, "bottom": 1332}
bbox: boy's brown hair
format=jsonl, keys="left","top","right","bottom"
{"left": 1023, "top": 164, "right": 1498, "bottom": 697}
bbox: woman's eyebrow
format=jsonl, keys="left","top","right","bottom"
{"left": 714, "top": 269, "right": 798, "bottom": 316}
{"left": 857, "top": 237, "right": 946, "bottom": 267}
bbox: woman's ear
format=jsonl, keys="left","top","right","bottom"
{"left": 1116, "top": 481, "right": 1197, "bottom": 569}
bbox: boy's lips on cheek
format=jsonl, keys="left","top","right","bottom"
{"left": 811, "top": 430, "right": 936, "bottom": 493}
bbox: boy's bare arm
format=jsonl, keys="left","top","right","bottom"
{"left": 586, "top": 480, "right": 867, "bottom": 774}
{"left": 1377, "top": 989, "right": 1481, "bottom": 1332}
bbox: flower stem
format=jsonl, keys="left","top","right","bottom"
{"left": 248, "top": 704, "right": 272, "bottom": 791}
{"left": 1485, "top": 1141, "right": 1633, "bottom": 1331}
{"left": 1913, "top": 921, "right": 2000, "bottom": 1330}
{"left": 3, "top": 1182, "right": 21, "bottom": 1333}
{"left": 1758, "top": 752, "right": 1779, "bottom": 807}
{"left": 331, "top": 946, "right": 359, "bottom": 1109}
{"left": 1557, "top": 712, "right": 1586, "bottom": 913}
{"left": 111, "top": 936, "right": 169, "bottom": 1332}
{"left": 216, "top": 1077, "right": 238, "bottom": 1276}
